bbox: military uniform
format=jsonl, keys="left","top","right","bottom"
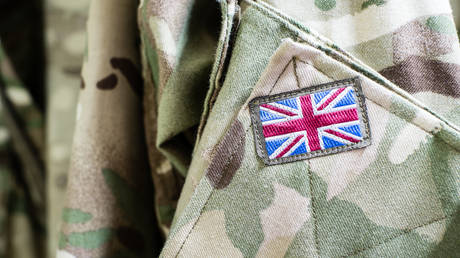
{"left": 1, "top": 0, "right": 460, "bottom": 257}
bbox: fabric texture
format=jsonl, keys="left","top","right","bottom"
{"left": 159, "top": 1, "right": 459, "bottom": 257}
{"left": 56, "top": 0, "right": 162, "bottom": 257}
{"left": 0, "top": 0, "right": 459, "bottom": 257}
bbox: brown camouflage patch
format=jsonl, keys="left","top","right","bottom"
{"left": 393, "top": 20, "right": 455, "bottom": 63}
{"left": 96, "top": 73, "right": 118, "bottom": 90}
{"left": 380, "top": 55, "right": 460, "bottom": 97}
{"left": 110, "top": 57, "right": 143, "bottom": 97}
{"left": 206, "top": 119, "right": 245, "bottom": 189}
{"left": 156, "top": 53, "right": 174, "bottom": 98}
{"left": 80, "top": 76, "right": 85, "bottom": 89}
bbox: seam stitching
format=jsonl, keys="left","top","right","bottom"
{"left": 250, "top": 59, "right": 295, "bottom": 161}
{"left": 293, "top": 58, "right": 320, "bottom": 256}
{"left": 296, "top": 59, "right": 444, "bottom": 140}
{"left": 176, "top": 2, "right": 233, "bottom": 255}
{"left": 174, "top": 31, "right": 456, "bottom": 257}
{"left": 197, "top": 1, "right": 232, "bottom": 139}
{"left": 245, "top": 0, "right": 460, "bottom": 137}
{"left": 341, "top": 214, "right": 451, "bottom": 257}
{"left": 291, "top": 58, "right": 453, "bottom": 257}
{"left": 175, "top": 55, "right": 292, "bottom": 257}
{"left": 175, "top": 127, "right": 252, "bottom": 257}
{"left": 307, "top": 163, "right": 320, "bottom": 257}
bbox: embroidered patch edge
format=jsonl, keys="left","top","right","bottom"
{"left": 249, "top": 77, "right": 371, "bottom": 166}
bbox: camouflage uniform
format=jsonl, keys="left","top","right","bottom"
{"left": 2, "top": 0, "right": 459, "bottom": 257}
{"left": 55, "top": 0, "right": 460, "bottom": 257}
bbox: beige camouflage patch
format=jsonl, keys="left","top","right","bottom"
{"left": 414, "top": 219, "right": 447, "bottom": 244}
{"left": 256, "top": 183, "right": 311, "bottom": 257}
{"left": 179, "top": 210, "right": 243, "bottom": 257}
{"left": 388, "top": 123, "right": 430, "bottom": 164}
{"left": 310, "top": 101, "right": 390, "bottom": 200}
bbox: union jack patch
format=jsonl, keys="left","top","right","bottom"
{"left": 249, "top": 77, "right": 371, "bottom": 165}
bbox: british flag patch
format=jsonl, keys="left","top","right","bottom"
{"left": 249, "top": 77, "right": 371, "bottom": 165}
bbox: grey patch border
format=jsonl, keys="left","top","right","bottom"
{"left": 249, "top": 77, "right": 372, "bottom": 166}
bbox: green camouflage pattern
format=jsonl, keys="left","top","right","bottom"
{"left": 0, "top": 0, "right": 459, "bottom": 257}
{"left": 56, "top": 0, "right": 162, "bottom": 257}
{"left": 62, "top": 0, "right": 459, "bottom": 257}
{"left": 158, "top": 0, "right": 460, "bottom": 257}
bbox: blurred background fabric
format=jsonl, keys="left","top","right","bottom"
{"left": 0, "top": 0, "right": 458, "bottom": 257}
{"left": 0, "top": 0, "right": 46, "bottom": 257}
{"left": 44, "top": 0, "right": 89, "bottom": 256}
{"left": 0, "top": 0, "right": 88, "bottom": 257}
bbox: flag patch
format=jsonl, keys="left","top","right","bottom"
{"left": 249, "top": 77, "right": 371, "bottom": 165}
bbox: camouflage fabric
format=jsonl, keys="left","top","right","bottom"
{"left": 1, "top": 0, "right": 460, "bottom": 257}
{"left": 56, "top": 0, "right": 163, "bottom": 257}
{"left": 0, "top": 45, "right": 45, "bottom": 258}
{"left": 44, "top": 0, "right": 90, "bottom": 256}
{"left": 57, "top": 0, "right": 460, "bottom": 257}
{"left": 156, "top": 0, "right": 459, "bottom": 257}
{"left": 0, "top": 1, "right": 47, "bottom": 257}
{"left": 59, "top": 0, "right": 460, "bottom": 257}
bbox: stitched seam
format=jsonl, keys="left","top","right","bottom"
{"left": 175, "top": 33, "right": 454, "bottom": 257}
{"left": 249, "top": 59, "right": 296, "bottom": 162}
{"left": 269, "top": 58, "right": 294, "bottom": 96}
{"left": 175, "top": 126, "right": 252, "bottom": 257}
{"left": 250, "top": 0, "right": 343, "bottom": 55}
{"left": 294, "top": 58, "right": 320, "bottom": 256}
{"left": 341, "top": 214, "right": 452, "bottom": 257}
{"left": 300, "top": 41, "right": 460, "bottom": 136}
{"left": 245, "top": 0, "right": 460, "bottom": 136}
{"left": 292, "top": 57, "right": 301, "bottom": 87}
{"left": 175, "top": 56, "right": 292, "bottom": 257}
{"left": 295, "top": 60, "right": 459, "bottom": 154}
{"left": 295, "top": 59, "right": 445, "bottom": 139}
{"left": 197, "top": 1, "right": 232, "bottom": 140}
{"left": 176, "top": 3, "right": 234, "bottom": 255}
{"left": 290, "top": 59, "right": 454, "bottom": 257}
{"left": 297, "top": 57, "right": 460, "bottom": 153}
{"left": 250, "top": 58, "right": 294, "bottom": 162}
{"left": 307, "top": 163, "right": 320, "bottom": 256}
{"left": 210, "top": 8, "right": 232, "bottom": 106}
{"left": 248, "top": 59, "right": 294, "bottom": 162}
